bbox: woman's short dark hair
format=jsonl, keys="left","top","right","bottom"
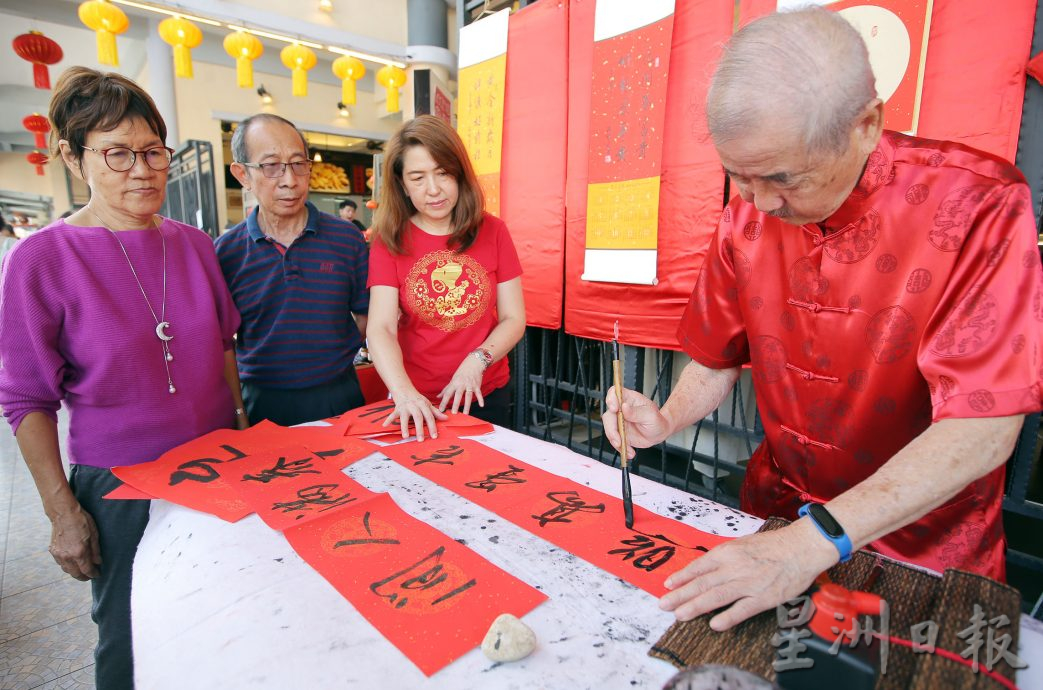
{"left": 48, "top": 67, "right": 167, "bottom": 162}
{"left": 372, "top": 115, "right": 485, "bottom": 255}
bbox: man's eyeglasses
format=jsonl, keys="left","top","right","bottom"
{"left": 81, "top": 145, "right": 175, "bottom": 172}
{"left": 239, "top": 160, "right": 313, "bottom": 179}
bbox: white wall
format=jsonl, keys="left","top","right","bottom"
{"left": 220, "top": 0, "right": 409, "bottom": 44}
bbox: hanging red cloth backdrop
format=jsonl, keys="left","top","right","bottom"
{"left": 562, "top": 0, "right": 733, "bottom": 348}
{"left": 738, "top": 0, "right": 1035, "bottom": 163}
{"left": 500, "top": 0, "right": 570, "bottom": 330}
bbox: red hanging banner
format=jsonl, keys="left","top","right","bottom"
{"left": 501, "top": 0, "right": 570, "bottom": 329}
{"left": 562, "top": 0, "right": 733, "bottom": 348}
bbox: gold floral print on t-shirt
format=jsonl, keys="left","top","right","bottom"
{"left": 405, "top": 250, "right": 491, "bottom": 332}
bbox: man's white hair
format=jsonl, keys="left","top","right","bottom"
{"left": 707, "top": 6, "right": 877, "bottom": 154}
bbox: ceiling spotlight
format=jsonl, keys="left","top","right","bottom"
{"left": 257, "top": 85, "right": 273, "bottom": 105}
{"left": 318, "top": 0, "right": 333, "bottom": 11}
{"left": 337, "top": 102, "right": 350, "bottom": 118}
{"left": 312, "top": 150, "right": 323, "bottom": 162}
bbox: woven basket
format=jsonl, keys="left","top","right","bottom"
{"left": 648, "top": 517, "right": 1021, "bottom": 690}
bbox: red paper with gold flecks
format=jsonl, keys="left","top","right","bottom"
{"left": 380, "top": 437, "right": 731, "bottom": 597}
{"left": 284, "top": 492, "right": 546, "bottom": 676}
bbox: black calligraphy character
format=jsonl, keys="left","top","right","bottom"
{"left": 242, "top": 455, "right": 320, "bottom": 483}
{"left": 314, "top": 448, "right": 345, "bottom": 460}
{"left": 464, "top": 465, "right": 527, "bottom": 492}
{"left": 609, "top": 535, "right": 675, "bottom": 571}
{"left": 169, "top": 444, "right": 247, "bottom": 486}
{"left": 410, "top": 444, "right": 465, "bottom": 466}
{"left": 334, "top": 511, "right": 402, "bottom": 548}
{"left": 532, "top": 491, "right": 606, "bottom": 527}
{"left": 608, "top": 531, "right": 709, "bottom": 572}
{"left": 358, "top": 401, "right": 396, "bottom": 425}
{"left": 370, "top": 546, "right": 477, "bottom": 609}
{"left": 271, "top": 484, "right": 357, "bottom": 519}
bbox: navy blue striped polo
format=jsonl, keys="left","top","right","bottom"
{"left": 215, "top": 202, "right": 369, "bottom": 389}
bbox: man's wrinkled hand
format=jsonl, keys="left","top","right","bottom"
{"left": 658, "top": 521, "right": 838, "bottom": 631}
{"left": 601, "top": 387, "right": 672, "bottom": 459}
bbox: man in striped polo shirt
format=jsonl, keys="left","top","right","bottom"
{"left": 216, "top": 114, "right": 369, "bottom": 426}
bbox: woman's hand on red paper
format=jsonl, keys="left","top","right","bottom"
{"left": 438, "top": 355, "right": 486, "bottom": 415}
{"left": 385, "top": 388, "right": 446, "bottom": 441}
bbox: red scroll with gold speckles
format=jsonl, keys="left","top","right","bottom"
{"left": 582, "top": 0, "right": 676, "bottom": 285}
{"left": 112, "top": 426, "right": 546, "bottom": 677}
{"left": 380, "top": 437, "right": 730, "bottom": 597}
{"left": 282, "top": 492, "right": 546, "bottom": 675}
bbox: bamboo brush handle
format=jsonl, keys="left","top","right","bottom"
{"left": 612, "top": 359, "right": 629, "bottom": 469}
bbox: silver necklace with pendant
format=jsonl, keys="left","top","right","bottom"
{"left": 91, "top": 206, "right": 176, "bottom": 394}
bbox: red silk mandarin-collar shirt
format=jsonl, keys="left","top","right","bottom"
{"left": 677, "top": 131, "right": 1043, "bottom": 579}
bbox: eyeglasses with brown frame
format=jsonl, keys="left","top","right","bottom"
{"left": 81, "top": 145, "right": 175, "bottom": 172}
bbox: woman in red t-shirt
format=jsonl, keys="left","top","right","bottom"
{"left": 367, "top": 115, "right": 525, "bottom": 439}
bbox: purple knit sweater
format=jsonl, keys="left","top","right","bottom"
{"left": 0, "top": 218, "right": 241, "bottom": 468}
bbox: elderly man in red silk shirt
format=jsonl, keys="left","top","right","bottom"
{"left": 604, "top": 6, "right": 1043, "bottom": 631}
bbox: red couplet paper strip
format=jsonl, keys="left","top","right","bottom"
{"left": 238, "top": 419, "right": 379, "bottom": 469}
{"left": 380, "top": 438, "right": 730, "bottom": 597}
{"left": 103, "top": 483, "right": 156, "bottom": 501}
{"left": 331, "top": 401, "right": 494, "bottom": 440}
{"left": 111, "top": 422, "right": 378, "bottom": 522}
{"left": 562, "top": 0, "right": 732, "bottom": 349}
{"left": 112, "top": 428, "right": 254, "bottom": 522}
{"left": 225, "top": 445, "right": 380, "bottom": 531}
{"left": 283, "top": 492, "right": 547, "bottom": 676}
{"left": 440, "top": 413, "right": 495, "bottom": 437}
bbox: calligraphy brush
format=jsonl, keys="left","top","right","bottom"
{"left": 612, "top": 320, "right": 635, "bottom": 529}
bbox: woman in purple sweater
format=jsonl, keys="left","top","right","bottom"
{"left": 0, "top": 68, "right": 246, "bottom": 689}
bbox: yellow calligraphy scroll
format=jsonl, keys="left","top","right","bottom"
{"left": 457, "top": 9, "right": 509, "bottom": 216}
{"left": 585, "top": 176, "right": 660, "bottom": 250}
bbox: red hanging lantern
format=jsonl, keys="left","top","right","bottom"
{"left": 12, "top": 31, "right": 63, "bottom": 90}
{"left": 26, "top": 151, "right": 49, "bottom": 176}
{"left": 23, "top": 114, "right": 51, "bottom": 149}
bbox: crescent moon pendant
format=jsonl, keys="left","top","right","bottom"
{"left": 156, "top": 322, "right": 173, "bottom": 342}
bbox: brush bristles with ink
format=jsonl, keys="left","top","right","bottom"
{"left": 612, "top": 320, "right": 635, "bottom": 529}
